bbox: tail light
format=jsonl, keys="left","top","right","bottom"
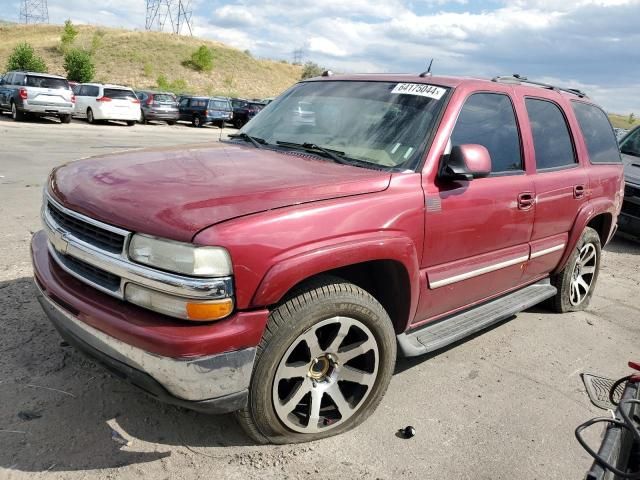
{"left": 131, "top": 98, "right": 140, "bottom": 104}
{"left": 19, "top": 88, "right": 27, "bottom": 100}
{"left": 204, "top": 110, "right": 209, "bottom": 117}
{"left": 96, "top": 96, "right": 111, "bottom": 102}
{"left": 71, "top": 95, "right": 76, "bottom": 104}
{"left": 145, "top": 95, "right": 153, "bottom": 105}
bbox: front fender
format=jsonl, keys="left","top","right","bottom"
{"left": 251, "top": 232, "right": 421, "bottom": 324}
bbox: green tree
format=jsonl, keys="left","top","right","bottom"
{"left": 5, "top": 42, "right": 47, "bottom": 72}
{"left": 60, "top": 19, "right": 79, "bottom": 51}
{"left": 63, "top": 49, "right": 95, "bottom": 82}
{"left": 629, "top": 113, "right": 636, "bottom": 125}
{"left": 300, "top": 61, "right": 324, "bottom": 80}
{"left": 189, "top": 45, "right": 214, "bottom": 72}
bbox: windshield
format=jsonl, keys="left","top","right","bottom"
{"left": 25, "top": 75, "right": 69, "bottom": 90}
{"left": 242, "top": 80, "right": 448, "bottom": 169}
{"left": 620, "top": 128, "right": 640, "bottom": 157}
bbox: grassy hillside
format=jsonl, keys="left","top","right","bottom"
{"left": 0, "top": 23, "right": 302, "bottom": 98}
{"left": 608, "top": 113, "right": 637, "bottom": 130}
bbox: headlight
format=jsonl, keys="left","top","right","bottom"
{"left": 128, "top": 234, "right": 232, "bottom": 277}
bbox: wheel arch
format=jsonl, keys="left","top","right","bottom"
{"left": 251, "top": 235, "right": 421, "bottom": 334}
{"left": 554, "top": 199, "right": 615, "bottom": 274}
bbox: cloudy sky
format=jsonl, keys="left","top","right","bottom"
{"left": 4, "top": 0, "right": 640, "bottom": 114}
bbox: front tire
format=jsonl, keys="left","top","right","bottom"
{"left": 126, "top": 120, "right": 135, "bottom": 126}
{"left": 550, "top": 226, "right": 601, "bottom": 312}
{"left": 192, "top": 115, "right": 203, "bottom": 127}
{"left": 60, "top": 114, "right": 71, "bottom": 124}
{"left": 236, "top": 276, "right": 396, "bottom": 444}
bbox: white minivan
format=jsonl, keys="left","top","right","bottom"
{"left": 73, "top": 83, "right": 141, "bottom": 125}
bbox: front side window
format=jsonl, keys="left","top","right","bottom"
{"left": 526, "top": 98, "right": 576, "bottom": 170}
{"left": 243, "top": 80, "right": 449, "bottom": 170}
{"left": 450, "top": 93, "right": 522, "bottom": 173}
{"left": 620, "top": 127, "right": 640, "bottom": 158}
{"left": 572, "top": 101, "right": 621, "bottom": 164}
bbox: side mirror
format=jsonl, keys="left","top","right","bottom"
{"left": 440, "top": 144, "right": 492, "bottom": 181}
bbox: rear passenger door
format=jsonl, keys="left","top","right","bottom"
{"left": 417, "top": 92, "right": 535, "bottom": 323}
{"left": 523, "top": 97, "right": 588, "bottom": 280}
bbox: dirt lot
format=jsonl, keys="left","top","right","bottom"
{"left": 0, "top": 114, "right": 638, "bottom": 480}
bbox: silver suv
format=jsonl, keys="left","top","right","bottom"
{"left": 0, "top": 71, "right": 74, "bottom": 123}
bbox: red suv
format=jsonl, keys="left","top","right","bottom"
{"left": 31, "top": 73, "right": 624, "bottom": 444}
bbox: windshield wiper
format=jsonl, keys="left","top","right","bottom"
{"left": 275, "top": 141, "right": 350, "bottom": 165}
{"left": 228, "top": 132, "right": 267, "bottom": 149}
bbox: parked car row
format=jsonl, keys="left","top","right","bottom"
{"left": 0, "top": 70, "right": 271, "bottom": 128}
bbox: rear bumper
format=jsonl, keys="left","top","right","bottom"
{"left": 21, "top": 103, "right": 74, "bottom": 115}
{"left": 94, "top": 108, "right": 141, "bottom": 121}
{"left": 145, "top": 111, "right": 179, "bottom": 121}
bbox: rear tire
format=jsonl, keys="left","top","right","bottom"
{"left": 233, "top": 118, "right": 243, "bottom": 129}
{"left": 126, "top": 121, "right": 135, "bottom": 126}
{"left": 550, "top": 227, "right": 601, "bottom": 312}
{"left": 60, "top": 114, "right": 71, "bottom": 124}
{"left": 192, "top": 115, "right": 203, "bottom": 128}
{"left": 87, "top": 108, "right": 95, "bottom": 124}
{"left": 236, "top": 275, "right": 396, "bottom": 444}
{"left": 167, "top": 121, "right": 176, "bottom": 126}
{"left": 11, "top": 102, "right": 24, "bottom": 121}
{"left": 139, "top": 112, "right": 147, "bottom": 124}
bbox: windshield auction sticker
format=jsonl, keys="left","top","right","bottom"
{"left": 391, "top": 83, "right": 446, "bottom": 100}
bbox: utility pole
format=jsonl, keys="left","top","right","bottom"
{"left": 19, "top": 0, "right": 49, "bottom": 24}
{"left": 146, "top": 0, "right": 192, "bottom": 35}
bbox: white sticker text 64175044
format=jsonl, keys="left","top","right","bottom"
{"left": 390, "top": 83, "right": 446, "bottom": 100}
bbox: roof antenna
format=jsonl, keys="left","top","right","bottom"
{"left": 419, "top": 59, "right": 433, "bottom": 77}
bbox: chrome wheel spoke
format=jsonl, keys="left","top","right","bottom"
{"left": 582, "top": 266, "right": 595, "bottom": 275}
{"left": 328, "top": 319, "right": 351, "bottom": 352}
{"left": 338, "top": 337, "right": 375, "bottom": 363}
{"left": 577, "top": 276, "right": 590, "bottom": 294}
{"left": 307, "top": 387, "right": 323, "bottom": 431}
{"left": 301, "top": 329, "right": 323, "bottom": 358}
{"left": 326, "top": 384, "right": 354, "bottom": 417}
{"left": 278, "top": 361, "right": 309, "bottom": 380}
{"left": 340, "top": 365, "right": 375, "bottom": 387}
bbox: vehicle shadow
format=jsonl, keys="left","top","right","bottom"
{"left": 0, "top": 277, "right": 254, "bottom": 475}
{"left": 606, "top": 234, "right": 639, "bottom": 254}
{"left": 0, "top": 112, "right": 62, "bottom": 124}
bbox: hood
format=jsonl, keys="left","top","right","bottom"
{"left": 50, "top": 142, "right": 391, "bottom": 242}
{"left": 622, "top": 153, "right": 640, "bottom": 187}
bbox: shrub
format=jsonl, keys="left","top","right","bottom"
{"left": 63, "top": 49, "right": 95, "bottom": 82}
{"left": 156, "top": 74, "right": 188, "bottom": 93}
{"left": 6, "top": 42, "right": 47, "bottom": 72}
{"left": 60, "top": 19, "right": 78, "bottom": 51}
{"left": 300, "top": 61, "right": 324, "bottom": 80}
{"left": 143, "top": 62, "right": 153, "bottom": 77}
{"left": 189, "top": 45, "right": 214, "bottom": 72}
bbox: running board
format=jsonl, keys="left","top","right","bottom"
{"left": 397, "top": 279, "right": 557, "bottom": 357}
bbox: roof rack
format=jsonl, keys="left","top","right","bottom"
{"left": 491, "top": 74, "right": 587, "bottom": 98}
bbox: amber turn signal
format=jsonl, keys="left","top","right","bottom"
{"left": 186, "top": 298, "right": 234, "bottom": 321}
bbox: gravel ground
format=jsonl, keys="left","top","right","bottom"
{"left": 0, "top": 113, "right": 639, "bottom": 480}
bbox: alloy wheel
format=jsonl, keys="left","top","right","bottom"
{"left": 11, "top": 103, "right": 16, "bottom": 120}
{"left": 570, "top": 243, "right": 597, "bottom": 306}
{"left": 272, "top": 316, "right": 379, "bottom": 434}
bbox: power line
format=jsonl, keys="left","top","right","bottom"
{"left": 19, "top": 0, "right": 49, "bottom": 24}
{"left": 145, "top": 0, "right": 192, "bottom": 35}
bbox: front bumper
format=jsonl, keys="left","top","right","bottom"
{"left": 618, "top": 192, "right": 640, "bottom": 238}
{"left": 31, "top": 230, "right": 270, "bottom": 413}
{"left": 36, "top": 286, "right": 253, "bottom": 413}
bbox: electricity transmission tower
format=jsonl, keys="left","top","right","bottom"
{"left": 292, "top": 48, "right": 304, "bottom": 64}
{"left": 145, "top": 0, "right": 193, "bottom": 35}
{"left": 19, "top": 0, "right": 49, "bottom": 24}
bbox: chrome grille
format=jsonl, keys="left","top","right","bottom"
{"left": 57, "top": 252, "right": 121, "bottom": 292}
{"left": 47, "top": 201, "right": 125, "bottom": 254}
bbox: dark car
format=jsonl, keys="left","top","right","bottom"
{"left": 136, "top": 91, "right": 179, "bottom": 125}
{"left": 618, "top": 126, "right": 640, "bottom": 238}
{"left": 178, "top": 96, "right": 232, "bottom": 127}
{"left": 230, "top": 98, "right": 266, "bottom": 128}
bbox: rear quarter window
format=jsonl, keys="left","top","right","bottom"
{"left": 571, "top": 101, "right": 622, "bottom": 164}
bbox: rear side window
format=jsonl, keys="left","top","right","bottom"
{"left": 104, "top": 88, "right": 136, "bottom": 99}
{"left": 450, "top": 93, "right": 523, "bottom": 173}
{"left": 26, "top": 76, "right": 69, "bottom": 89}
{"left": 87, "top": 85, "right": 99, "bottom": 97}
{"left": 526, "top": 98, "right": 576, "bottom": 170}
{"left": 572, "top": 102, "right": 621, "bottom": 164}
